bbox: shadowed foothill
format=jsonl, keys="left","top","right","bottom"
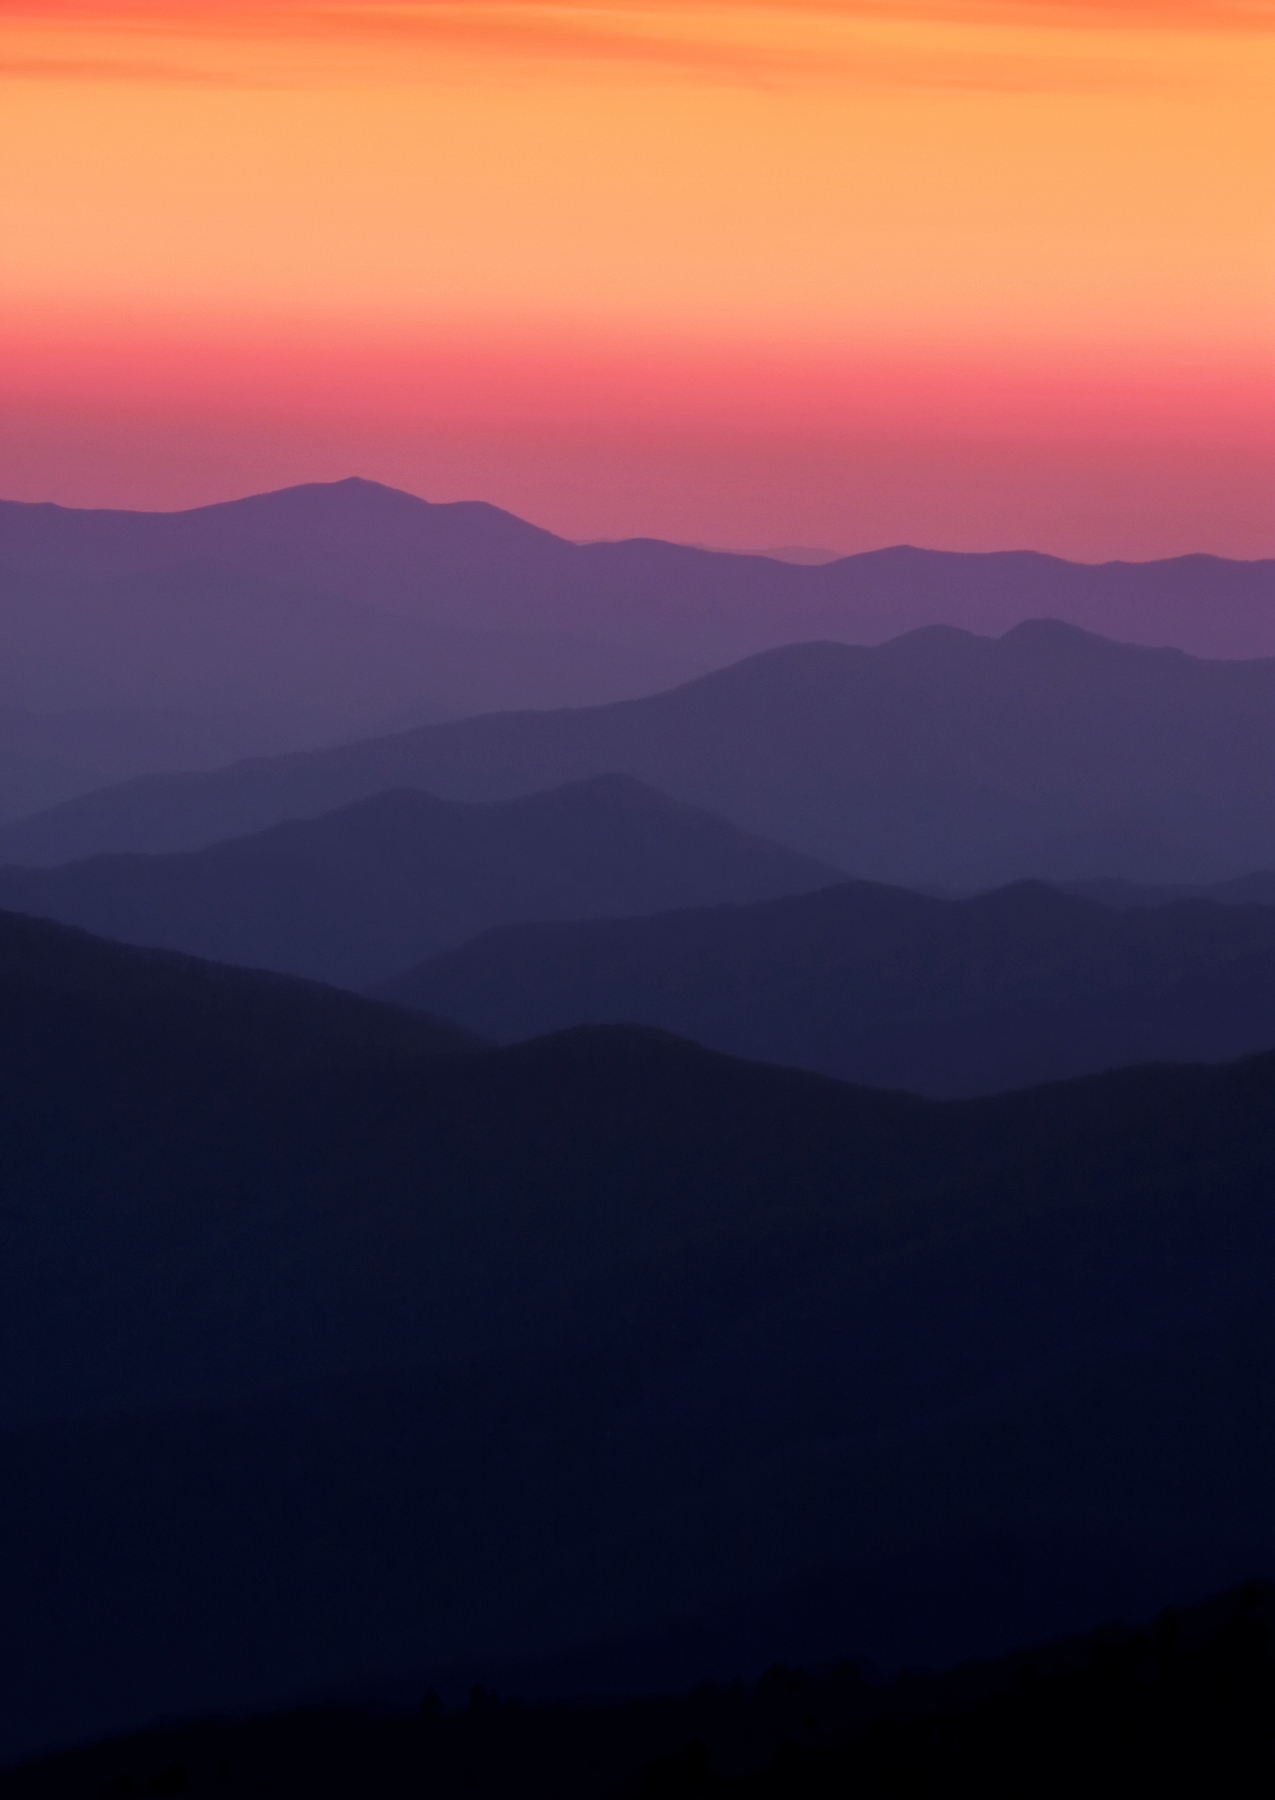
{"left": 0, "top": 484, "right": 1272, "bottom": 875}
{"left": 2, "top": 1583, "right": 1270, "bottom": 1798}
{"left": 9, "top": 0, "right": 1274, "bottom": 1773}
{"left": 0, "top": 777, "right": 842, "bottom": 987}
{"left": 1, "top": 911, "right": 1271, "bottom": 1765}
{"left": 0, "top": 623, "right": 1272, "bottom": 890}
{"left": 1, "top": 483, "right": 1271, "bottom": 1784}
{"left": 377, "top": 877, "right": 1275, "bottom": 1096}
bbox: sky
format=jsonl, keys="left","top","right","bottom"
{"left": 1, "top": 1, "right": 1273, "bottom": 558}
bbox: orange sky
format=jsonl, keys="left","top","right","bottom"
{"left": 1, "top": 2, "right": 1272, "bottom": 555}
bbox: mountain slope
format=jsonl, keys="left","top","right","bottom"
{"left": 2, "top": 477, "right": 1272, "bottom": 659}
{"left": 8, "top": 1582, "right": 1271, "bottom": 1800}
{"left": 0, "top": 776, "right": 843, "bottom": 986}
{"left": 1, "top": 914, "right": 1271, "bottom": 1760}
{"left": 3, "top": 622, "right": 1272, "bottom": 887}
{"left": 0, "top": 702, "right": 360, "bottom": 828}
{"left": 375, "top": 880, "right": 1275, "bottom": 1096}
{"left": 1063, "top": 870, "right": 1275, "bottom": 909}
{"left": 0, "top": 554, "right": 695, "bottom": 822}
{"left": 0, "top": 479, "right": 1269, "bottom": 822}
{"left": 0, "top": 907, "right": 482, "bottom": 1071}
{"left": 0, "top": 559, "right": 462, "bottom": 735}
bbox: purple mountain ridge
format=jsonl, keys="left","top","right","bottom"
{"left": 2, "top": 477, "right": 1272, "bottom": 663}
{"left": 2, "top": 623, "right": 1272, "bottom": 889}
{"left": 0, "top": 776, "right": 842, "bottom": 988}
{"left": 374, "top": 878, "right": 1275, "bottom": 1097}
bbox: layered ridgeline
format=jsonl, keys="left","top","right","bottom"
{"left": 0, "top": 908, "right": 483, "bottom": 1067}
{"left": 0, "top": 563, "right": 473, "bottom": 825}
{"left": 0, "top": 697, "right": 374, "bottom": 832}
{"left": 0, "top": 562, "right": 694, "bottom": 826}
{"left": 3, "top": 479, "right": 1272, "bottom": 664}
{"left": 2, "top": 911, "right": 1271, "bottom": 1763}
{"left": 376, "top": 881, "right": 1275, "bottom": 1098}
{"left": 2, "top": 623, "right": 1273, "bottom": 887}
{"left": 0, "top": 777, "right": 841, "bottom": 987}
{"left": 5, "top": 794, "right": 1272, "bottom": 1088}
{"left": 1, "top": 476, "right": 1271, "bottom": 834}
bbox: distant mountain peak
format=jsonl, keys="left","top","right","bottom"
{"left": 998, "top": 617, "right": 1199, "bottom": 661}
{"left": 197, "top": 475, "right": 564, "bottom": 538}
{"left": 0, "top": 773, "right": 841, "bottom": 987}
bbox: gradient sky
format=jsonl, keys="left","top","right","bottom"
{"left": 2, "top": 2, "right": 1272, "bottom": 556}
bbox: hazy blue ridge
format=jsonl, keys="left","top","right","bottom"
{"left": 375, "top": 878, "right": 1275, "bottom": 1096}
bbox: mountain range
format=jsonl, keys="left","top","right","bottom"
{"left": 0, "top": 557, "right": 692, "bottom": 822}
{"left": 2, "top": 477, "right": 1271, "bottom": 825}
{"left": 0, "top": 697, "right": 386, "bottom": 830}
{"left": 4, "top": 476, "right": 1273, "bottom": 1773}
{"left": 376, "top": 879, "right": 1275, "bottom": 1097}
{"left": 5, "top": 781, "right": 1271, "bottom": 1094}
{"left": 0, "top": 776, "right": 841, "bottom": 988}
{"left": 3, "top": 622, "right": 1271, "bottom": 888}
{"left": 0, "top": 907, "right": 481, "bottom": 1069}
{"left": 4, "top": 478, "right": 1272, "bottom": 661}
{"left": 2, "top": 909, "right": 1270, "bottom": 1763}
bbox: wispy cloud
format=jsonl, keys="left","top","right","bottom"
{"left": 1, "top": 3, "right": 1271, "bottom": 27}
{"left": 2, "top": 2, "right": 1268, "bottom": 95}
{"left": 0, "top": 52, "right": 243, "bottom": 83}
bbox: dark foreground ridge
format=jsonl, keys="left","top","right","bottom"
{"left": 4, "top": 1582, "right": 1270, "bottom": 1798}
{"left": 0, "top": 906, "right": 483, "bottom": 1067}
{"left": 2, "top": 911, "right": 1271, "bottom": 1761}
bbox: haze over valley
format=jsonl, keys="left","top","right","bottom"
{"left": 1, "top": 479, "right": 1272, "bottom": 1776}
{"left": 2, "top": 480, "right": 1272, "bottom": 829}
{"left": 377, "top": 877, "right": 1275, "bottom": 1098}
{"left": 1, "top": 531, "right": 1272, "bottom": 897}
{"left": 0, "top": 776, "right": 841, "bottom": 988}
{"left": 4, "top": 0, "right": 1273, "bottom": 1773}
{"left": 3, "top": 907, "right": 1271, "bottom": 1766}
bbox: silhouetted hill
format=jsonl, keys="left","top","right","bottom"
{"left": 1, "top": 480, "right": 1270, "bottom": 817}
{"left": 0, "top": 908, "right": 482, "bottom": 1070}
{"left": 6, "top": 1582, "right": 1269, "bottom": 1797}
{"left": 375, "top": 881, "right": 1275, "bottom": 1095}
{"left": 1, "top": 917, "right": 1270, "bottom": 1759}
{"left": 2, "top": 478, "right": 1271, "bottom": 659}
{"left": 1063, "top": 870, "right": 1275, "bottom": 909}
{"left": 4, "top": 623, "right": 1271, "bottom": 886}
{"left": 0, "top": 777, "right": 841, "bottom": 986}
{"left": 0, "top": 700, "right": 374, "bottom": 827}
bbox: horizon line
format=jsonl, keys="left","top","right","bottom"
{"left": 2, "top": 474, "right": 1268, "bottom": 570}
